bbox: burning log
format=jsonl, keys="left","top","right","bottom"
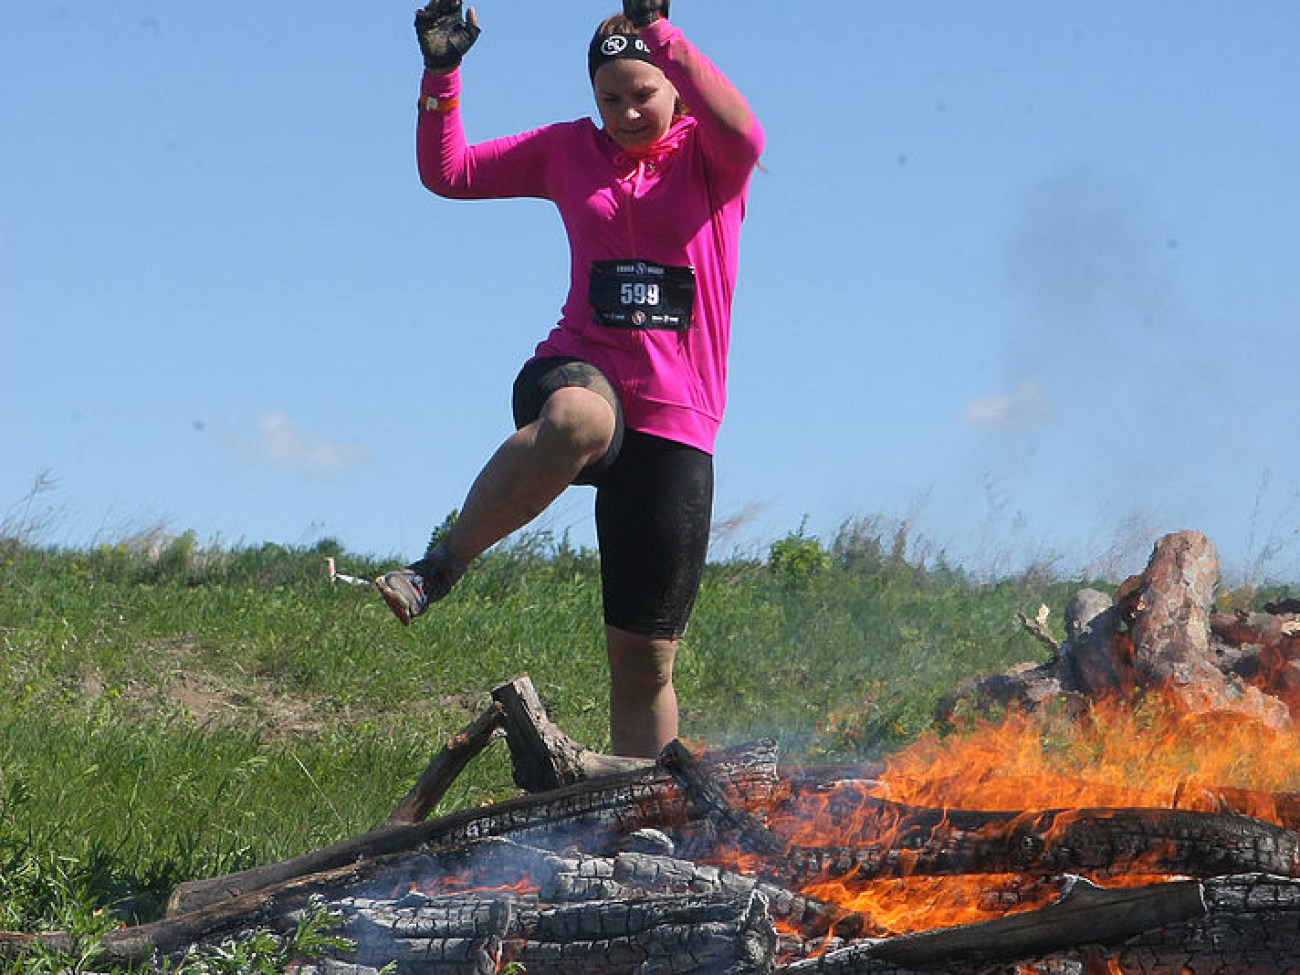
{"left": 1175, "top": 783, "right": 1300, "bottom": 832}
{"left": 778, "top": 875, "right": 1204, "bottom": 973}
{"left": 331, "top": 892, "right": 509, "bottom": 974}
{"left": 377, "top": 836, "right": 863, "bottom": 941}
{"left": 662, "top": 741, "right": 1300, "bottom": 883}
{"left": 1212, "top": 609, "right": 1300, "bottom": 716}
{"left": 1212, "top": 609, "right": 1300, "bottom": 649}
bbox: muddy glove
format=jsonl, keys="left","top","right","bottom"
{"left": 415, "top": 0, "right": 481, "bottom": 72}
{"left": 622, "top": 0, "right": 668, "bottom": 28}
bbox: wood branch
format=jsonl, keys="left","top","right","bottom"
{"left": 167, "top": 739, "right": 777, "bottom": 918}
{"left": 777, "top": 876, "right": 1204, "bottom": 973}
{"left": 1017, "top": 603, "right": 1061, "bottom": 654}
{"left": 385, "top": 701, "right": 506, "bottom": 826}
{"left": 491, "top": 675, "right": 653, "bottom": 793}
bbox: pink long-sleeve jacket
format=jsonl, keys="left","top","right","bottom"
{"left": 416, "top": 18, "right": 764, "bottom": 455}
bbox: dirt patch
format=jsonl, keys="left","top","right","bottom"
{"left": 79, "top": 663, "right": 329, "bottom": 739}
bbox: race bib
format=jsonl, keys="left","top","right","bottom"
{"left": 588, "top": 260, "right": 695, "bottom": 331}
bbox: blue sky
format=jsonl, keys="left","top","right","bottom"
{"left": 3, "top": 1, "right": 1298, "bottom": 583}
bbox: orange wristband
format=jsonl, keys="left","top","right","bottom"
{"left": 420, "top": 93, "right": 460, "bottom": 114}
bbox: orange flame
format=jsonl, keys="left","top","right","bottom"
{"left": 731, "top": 687, "right": 1300, "bottom": 955}
{"left": 877, "top": 689, "right": 1300, "bottom": 819}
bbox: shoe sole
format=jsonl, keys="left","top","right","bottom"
{"left": 374, "top": 577, "right": 414, "bottom": 625}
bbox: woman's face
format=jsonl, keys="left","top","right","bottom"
{"left": 593, "top": 59, "right": 679, "bottom": 153}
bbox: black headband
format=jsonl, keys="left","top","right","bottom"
{"left": 587, "top": 32, "right": 656, "bottom": 80}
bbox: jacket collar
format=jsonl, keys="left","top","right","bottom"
{"left": 605, "top": 114, "right": 696, "bottom": 174}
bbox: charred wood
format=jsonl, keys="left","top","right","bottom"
{"left": 385, "top": 702, "right": 506, "bottom": 826}
{"left": 776, "top": 876, "right": 1204, "bottom": 973}
{"left": 502, "top": 890, "right": 777, "bottom": 975}
{"left": 490, "top": 675, "right": 655, "bottom": 792}
{"left": 1101, "top": 872, "right": 1300, "bottom": 974}
{"left": 167, "top": 739, "right": 777, "bottom": 917}
{"left": 775, "top": 806, "right": 1300, "bottom": 884}
{"left": 0, "top": 855, "right": 403, "bottom": 966}
{"left": 1173, "top": 783, "right": 1300, "bottom": 832}
{"left": 663, "top": 742, "right": 1300, "bottom": 882}
{"left": 328, "top": 892, "right": 510, "bottom": 973}
{"left": 409, "top": 836, "right": 864, "bottom": 941}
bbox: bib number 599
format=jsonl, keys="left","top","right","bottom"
{"left": 621, "top": 282, "right": 660, "bottom": 306}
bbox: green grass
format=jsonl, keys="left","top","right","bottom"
{"left": 0, "top": 523, "right": 1293, "bottom": 972}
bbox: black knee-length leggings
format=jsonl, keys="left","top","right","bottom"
{"left": 512, "top": 356, "right": 713, "bottom": 640}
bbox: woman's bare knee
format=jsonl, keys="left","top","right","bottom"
{"left": 536, "top": 386, "right": 616, "bottom": 467}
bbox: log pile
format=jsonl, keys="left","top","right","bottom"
{"left": 939, "top": 529, "right": 1300, "bottom": 731}
{"left": 5, "top": 531, "right": 1300, "bottom": 973}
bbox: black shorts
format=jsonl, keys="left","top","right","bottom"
{"left": 512, "top": 357, "right": 713, "bottom": 639}
{"left": 512, "top": 357, "right": 624, "bottom": 486}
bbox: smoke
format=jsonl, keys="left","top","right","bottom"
{"left": 950, "top": 160, "right": 1222, "bottom": 573}
{"left": 1004, "top": 162, "right": 1182, "bottom": 349}
{"left": 972, "top": 160, "right": 1194, "bottom": 429}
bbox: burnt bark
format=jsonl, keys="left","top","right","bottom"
{"left": 1102, "top": 872, "right": 1300, "bottom": 974}
{"left": 1176, "top": 784, "right": 1300, "bottom": 832}
{"left": 503, "top": 891, "right": 777, "bottom": 975}
{"left": 335, "top": 893, "right": 510, "bottom": 974}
